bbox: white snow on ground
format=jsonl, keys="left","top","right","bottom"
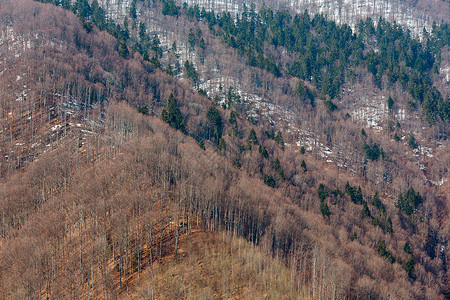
{"left": 351, "top": 94, "right": 387, "bottom": 130}
{"left": 51, "top": 124, "right": 62, "bottom": 131}
{"left": 1, "top": 0, "right": 444, "bottom": 185}
{"left": 441, "top": 65, "right": 450, "bottom": 82}
{"left": 431, "top": 177, "right": 447, "bottom": 187}
{"left": 183, "top": 0, "right": 436, "bottom": 36}
{"left": 413, "top": 145, "right": 433, "bottom": 158}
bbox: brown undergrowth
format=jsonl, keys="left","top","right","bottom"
{"left": 127, "top": 230, "right": 305, "bottom": 299}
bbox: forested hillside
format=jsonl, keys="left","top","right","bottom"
{"left": 0, "top": 0, "right": 449, "bottom": 299}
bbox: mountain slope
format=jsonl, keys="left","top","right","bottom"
{"left": 0, "top": 0, "right": 449, "bottom": 299}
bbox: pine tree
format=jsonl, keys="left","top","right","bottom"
{"left": 248, "top": 128, "right": 259, "bottom": 145}
{"left": 184, "top": 60, "right": 199, "bottom": 87}
{"left": 372, "top": 192, "right": 386, "bottom": 214}
{"left": 129, "top": 0, "right": 137, "bottom": 19}
{"left": 361, "top": 201, "right": 371, "bottom": 219}
{"left": 119, "top": 40, "right": 129, "bottom": 58}
{"left": 207, "top": 103, "right": 223, "bottom": 142}
{"left": 161, "top": 93, "right": 184, "bottom": 131}
{"left": 404, "top": 257, "right": 416, "bottom": 279}
{"left": 345, "top": 182, "right": 353, "bottom": 198}
{"left": 217, "top": 138, "right": 226, "bottom": 151}
{"left": 300, "top": 160, "right": 307, "bottom": 172}
{"left": 162, "top": 0, "right": 179, "bottom": 16}
{"left": 317, "top": 184, "right": 329, "bottom": 202}
{"left": 361, "top": 128, "right": 367, "bottom": 137}
{"left": 408, "top": 133, "right": 418, "bottom": 149}
{"left": 91, "top": 0, "right": 105, "bottom": 30}
{"left": 274, "top": 130, "right": 284, "bottom": 147}
{"left": 320, "top": 201, "right": 331, "bottom": 218}
{"left": 385, "top": 216, "right": 393, "bottom": 234}
{"left": 396, "top": 188, "right": 422, "bottom": 215}
{"left": 403, "top": 242, "right": 412, "bottom": 254}
{"left": 387, "top": 96, "right": 395, "bottom": 110}
{"left": 263, "top": 174, "right": 276, "bottom": 188}
{"left": 229, "top": 111, "right": 238, "bottom": 125}
{"left": 297, "top": 80, "right": 314, "bottom": 106}
{"left": 137, "top": 105, "right": 149, "bottom": 115}
{"left": 259, "top": 145, "right": 269, "bottom": 158}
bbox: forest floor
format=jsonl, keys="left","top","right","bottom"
{"left": 120, "top": 228, "right": 306, "bottom": 299}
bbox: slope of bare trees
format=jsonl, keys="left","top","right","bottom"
{"left": 0, "top": 0, "right": 448, "bottom": 299}
{"left": 0, "top": 100, "right": 447, "bottom": 299}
